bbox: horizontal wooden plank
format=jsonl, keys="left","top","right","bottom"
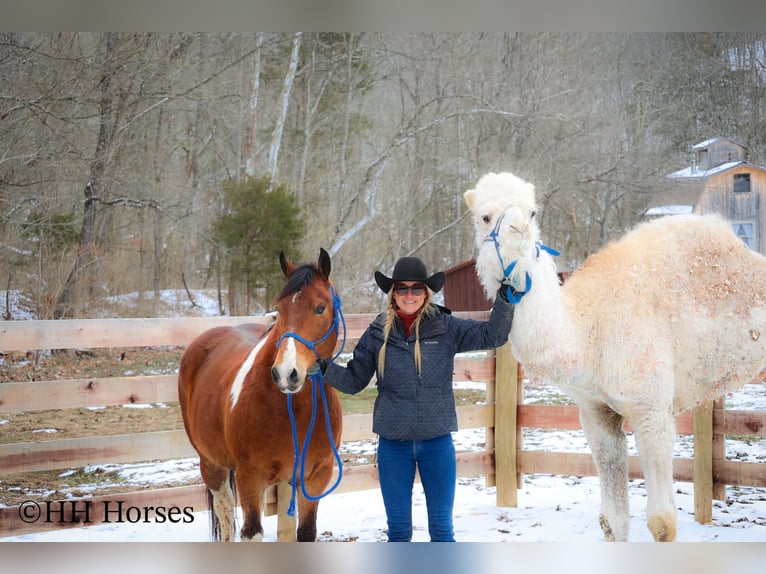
{"left": 0, "top": 357, "right": 496, "bottom": 414}
{"left": 714, "top": 460, "right": 766, "bottom": 488}
{"left": 0, "top": 430, "right": 198, "bottom": 474}
{"left": 457, "top": 404, "right": 493, "bottom": 429}
{"left": 518, "top": 404, "right": 581, "bottom": 430}
{"left": 0, "top": 311, "right": 489, "bottom": 352}
{"left": 453, "top": 355, "right": 496, "bottom": 382}
{"left": 517, "top": 404, "right": 766, "bottom": 437}
{"left": 518, "top": 450, "right": 764, "bottom": 488}
{"left": 0, "top": 404, "right": 492, "bottom": 475}
{"left": 517, "top": 450, "right": 695, "bottom": 482}
{"left": 0, "top": 316, "right": 276, "bottom": 351}
{"left": 0, "top": 374, "right": 179, "bottom": 413}
{"left": 338, "top": 413, "right": 374, "bottom": 442}
{"left": 517, "top": 404, "right": 695, "bottom": 433}
{"left": 713, "top": 409, "right": 766, "bottom": 437}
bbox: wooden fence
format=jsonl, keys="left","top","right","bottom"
{"left": 1, "top": 314, "right": 765, "bottom": 539}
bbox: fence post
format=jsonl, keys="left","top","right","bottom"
{"left": 494, "top": 341, "right": 518, "bottom": 507}
{"left": 712, "top": 397, "right": 725, "bottom": 501}
{"left": 692, "top": 400, "right": 714, "bottom": 524}
{"left": 276, "top": 479, "right": 297, "bottom": 541}
{"left": 484, "top": 353, "right": 497, "bottom": 488}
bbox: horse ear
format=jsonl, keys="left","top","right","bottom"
{"left": 279, "top": 251, "right": 291, "bottom": 277}
{"left": 318, "top": 248, "right": 331, "bottom": 279}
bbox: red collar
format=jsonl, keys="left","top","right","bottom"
{"left": 396, "top": 311, "right": 417, "bottom": 337}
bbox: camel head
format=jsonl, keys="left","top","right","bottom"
{"left": 464, "top": 172, "right": 541, "bottom": 297}
{"left": 464, "top": 171, "right": 540, "bottom": 251}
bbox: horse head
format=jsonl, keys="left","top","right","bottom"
{"left": 272, "top": 248, "right": 339, "bottom": 393}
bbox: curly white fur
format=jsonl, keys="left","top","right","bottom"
{"left": 465, "top": 171, "right": 766, "bottom": 542}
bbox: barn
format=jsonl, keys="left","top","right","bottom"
{"left": 444, "top": 259, "right": 570, "bottom": 312}
{"left": 645, "top": 136, "right": 766, "bottom": 256}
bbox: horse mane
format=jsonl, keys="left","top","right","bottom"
{"left": 276, "top": 263, "right": 321, "bottom": 301}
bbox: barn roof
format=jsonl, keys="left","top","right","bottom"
{"left": 667, "top": 160, "right": 747, "bottom": 180}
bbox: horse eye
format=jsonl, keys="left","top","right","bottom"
{"left": 530, "top": 210, "right": 537, "bottom": 219}
{"left": 315, "top": 304, "right": 326, "bottom": 315}
{"left": 481, "top": 215, "right": 491, "bottom": 224}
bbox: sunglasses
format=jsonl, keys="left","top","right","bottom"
{"left": 393, "top": 283, "right": 426, "bottom": 296}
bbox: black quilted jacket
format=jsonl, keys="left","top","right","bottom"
{"left": 323, "top": 297, "right": 514, "bottom": 441}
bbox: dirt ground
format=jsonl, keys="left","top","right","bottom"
{"left": 0, "top": 348, "right": 190, "bottom": 505}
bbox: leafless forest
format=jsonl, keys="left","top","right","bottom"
{"left": 2, "top": 32, "right": 766, "bottom": 317}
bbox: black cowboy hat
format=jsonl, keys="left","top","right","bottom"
{"left": 374, "top": 256, "right": 445, "bottom": 294}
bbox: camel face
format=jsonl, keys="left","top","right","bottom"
{"left": 464, "top": 171, "right": 539, "bottom": 250}
{"left": 464, "top": 171, "right": 541, "bottom": 296}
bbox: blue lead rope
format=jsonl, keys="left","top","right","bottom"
{"left": 286, "top": 372, "right": 344, "bottom": 516}
{"left": 278, "top": 286, "right": 346, "bottom": 517}
{"left": 484, "top": 213, "right": 559, "bottom": 303}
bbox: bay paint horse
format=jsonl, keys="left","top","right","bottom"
{"left": 178, "top": 248, "right": 344, "bottom": 541}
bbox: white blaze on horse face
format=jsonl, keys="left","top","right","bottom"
{"left": 272, "top": 337, "right": 300, "bottom": 392}
{"left": 229, "top": 337, "right": 267, "bottom": 410}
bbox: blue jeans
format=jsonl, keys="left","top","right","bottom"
{"left": 377, "top": 434, "right": 456, "bottom": 542}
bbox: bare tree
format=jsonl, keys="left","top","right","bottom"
{"left": 269, "top": 32, "right": 302, "bottom": 184}
{"left": 4, "top": 33, "right": 766, "bottom": 317}
{"left": 241, "top": 32, "right": 265, "bottom": 179}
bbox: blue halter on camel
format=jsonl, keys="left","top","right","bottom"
{"left": 484, "top": 212, "right": 560, "bottom": 303}
{"left": 277, "top": 285, "right": 347, "bottom": 516}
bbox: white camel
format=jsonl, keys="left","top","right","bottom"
{"left": 464, "top": 171, "right": 766, "bottom": 542}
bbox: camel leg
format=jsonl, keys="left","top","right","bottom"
{"left": 200, "top": 458, "right": 236, "bottom": 542}
{"left": 578, "top": 402, "right": 628, "bottom": 541}
{"left": 236, "top": 470, "right": 266, "bottom": 541}
{"left": 631, "top": 410, "right": 677, "bottom": 542}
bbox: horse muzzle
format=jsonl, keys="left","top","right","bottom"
{"left": 271, "top": 365, "right": 305, "bottom": 394}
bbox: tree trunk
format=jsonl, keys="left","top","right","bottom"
{"left": 242, "top": 32, "right": 264, "bottom": 179}
{"left": 54, "top": 33, "right": 118, "bottom": 319}
{"left": 269, "top": 32, "right": 302, "bottom": 184}
{"left": 54, "top": 183, "right": 99, "bottom": 319}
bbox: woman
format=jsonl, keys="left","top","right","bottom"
{"left": 320, "top": 256, "right": 515, "bottom": 542}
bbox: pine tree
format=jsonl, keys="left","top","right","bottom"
{"left": 214, "top": 175, "right": 304, "bottom": 312}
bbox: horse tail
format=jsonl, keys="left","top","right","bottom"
{"left": 206, "top": 487, "right": 220, "bottom": 542}
{"left": 207, "top": 470, "right": 237, "bottom": 542}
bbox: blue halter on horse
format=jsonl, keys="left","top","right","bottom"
{"left": 277, "top": 285, "right": 347, "bottom": 516}
{"left": 483, "top": 212, "right": 560, "bottom": 303}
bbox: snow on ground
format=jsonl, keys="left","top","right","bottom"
{"left": 2, "top": 381, "right": 764, "bottom": 544}
{"left": 2, "top": 445, "right": 764, "bottom": 543}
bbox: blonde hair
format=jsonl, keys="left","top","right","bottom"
{"left": 377, "top": 287, "right": 437, "bottom": 378}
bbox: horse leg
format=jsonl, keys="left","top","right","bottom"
{"left": 200, "top": 457, "right": 236, "bottom": 542}
{"left": 236, "top": 471, "right": 266, "bottom": 541}
{"left": 578, "top": 402, "right": 629, "bottom": 541}
{"left": 630, "top": 408, "right": 677, "bottom": 542}
{"left": 295, "top": 463, "right": 334, "bottom": 541}
{"left": 296, "top": 496, "right": 320, "bottom": 542}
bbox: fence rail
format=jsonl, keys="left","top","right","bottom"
{"left": 1, "top": 314, "right": 764, "bottom": 538}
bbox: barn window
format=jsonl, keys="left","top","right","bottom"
{"left": 733, "top": 173, "right": 751, "bottom": 193}
{"left": 732, "top": 221, "right": 755, "bottom": 249}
